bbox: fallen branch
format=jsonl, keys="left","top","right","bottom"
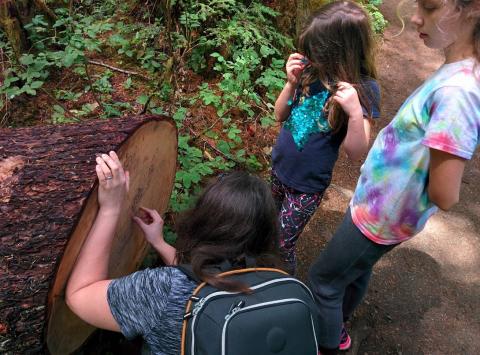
{"left": 40, "top": 88, "right": 79, "bottom": 121}
{"left": 139, "top": 95, "right": 153, "bottom": 115}
{"left": 87, "top": 60, "right": 150, "bottom": 80}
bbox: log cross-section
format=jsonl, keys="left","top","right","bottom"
{"left": 0, "top": 115, "right": 178, "bottom": 354}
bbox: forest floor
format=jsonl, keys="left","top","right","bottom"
{"left": 295, "top": 1, "right": 480, "bottom": 354}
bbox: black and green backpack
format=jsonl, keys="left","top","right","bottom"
{"left": 178, "top": 264, "right": 320, "bottom": 355}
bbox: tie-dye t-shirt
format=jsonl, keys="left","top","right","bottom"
{"left": 351, "top": 58, "right": 480, "bottom": 245}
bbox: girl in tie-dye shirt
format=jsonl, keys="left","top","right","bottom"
{"left": 308, "top": 1, "right": 480, "bottom": 353}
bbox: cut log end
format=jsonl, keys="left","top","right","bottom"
{"left": 0, "top": 115, "right": 177, "bottom": 354}
{"left": 46, "top": 120, "right": 177, "bottom": 355}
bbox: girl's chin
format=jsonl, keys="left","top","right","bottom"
{"left": 421, "top": 39, "right": 440, "bottom": 50}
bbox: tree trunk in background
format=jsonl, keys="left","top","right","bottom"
{"left": 296, "top": 0, "right": 329, "bottom": 35}
{"left": 0, "top": 1, "right": 29, "bottom": 58}
{"left": 0, "top": 114, "right": 178, "bottom": 354}
{"left": 264, "top": 0, "right": 297, "bottom": 39}
{"left": 266, "top": 0, "right": 330, "bottom": 42}
{"left": 0, "top": 0, "right": 56, "bottom": 58}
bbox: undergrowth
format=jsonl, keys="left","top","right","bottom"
{"left": 0, "top": 0, "right": 386, "bottom": 243}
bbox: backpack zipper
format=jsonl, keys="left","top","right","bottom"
{"left": 220, "top": 298, "right": 319, "bottom": 355}
{"left": 225, "top": 300, "right": 246, "bottom": 320}
{"left": 189, "top": 277, "right": 313, "bottom": 355}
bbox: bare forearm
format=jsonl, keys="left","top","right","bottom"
{"left": 151, "top": 241, "right": 178, "bottom": 265}
{"left": 428, "top": 149, "right": 465, "bottom": 211}
{"left": 343, "top": 114, "right": 370, "bottom": 161}
{"left": 66, "top": 209, "right": 119, "bottom": 297}
{"left": 274, "top": 82, "right": 296, "bottom": 122}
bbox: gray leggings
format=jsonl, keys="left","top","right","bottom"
{"left": 308, "top": 208, "right": 397, "bottom": 349}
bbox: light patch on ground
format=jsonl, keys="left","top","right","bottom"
{"left": 420, "top": 302, "right": 480, "bottom": 354}
{"left": 400, "top": 212, "right": 480, "bottom": 283}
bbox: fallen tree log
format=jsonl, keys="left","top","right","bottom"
{"left": 0, "top": 114, "right": 178, "bottom": 354}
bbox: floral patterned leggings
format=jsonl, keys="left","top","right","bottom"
{"left": 270, "top": 171, "right": 324, "bottom": 274}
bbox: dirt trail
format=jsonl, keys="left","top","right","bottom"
{"left": 296, "top": 1, "right": 480, "bottom": 354}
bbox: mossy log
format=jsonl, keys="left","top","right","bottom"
{"left": 296, "top": 0, "right": 330, "bottom": 34}
{"left": 0, "top": 0, "right": 57, "bottom": 59}
{"left": 0, "top": 1, "right": 29, "bottom": 58}
{"left": 0, "top": 114, "right": 178, "bottom": 354}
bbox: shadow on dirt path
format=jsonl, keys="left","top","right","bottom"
{"left": 296, "top": 1, "right": 480, "bottom": 354}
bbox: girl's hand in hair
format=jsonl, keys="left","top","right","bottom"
{"left": 333, "top": 82, "right": 363, "bottom": 119}
{"left": 95, "top": 151, "right": 130, "bottom": 216}
{"left": 133, "top": 207, "right": 177, "bottom": 265}
{"left": 286, "top": 53, "right": 308, "bottom": 86}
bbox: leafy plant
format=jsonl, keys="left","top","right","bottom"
{"left": 0, "top": 0, "right": 388, "bottom": 246}
{"left": 363, "top": 2, "right": 388, "bottom": 34}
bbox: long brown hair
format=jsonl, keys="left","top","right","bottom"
{"left": 298, "top": 1, "right": 378, "bottom": 133}
{"left": 175, "top": 171, "right": 282, "bottom": 292}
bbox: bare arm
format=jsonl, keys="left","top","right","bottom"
{"left": 274, "top": 53, "right": 308, "bottom": 122}
{"left": 428, "top": 148, "right": 466, "bottom": 211}
{"left": 274, "top": 82, "right": 296, "bottom": 122}
{"left": 333, "top": 82, "right": 371, "bottom": 161}
{"left": 153, "top": 242, "right": 177, "bottom": 265}
{"left": 343, "top": 114, "right": 372, "bottom": 161}
{"left": 65, "top": 151, "right": 128, "bottom": 331}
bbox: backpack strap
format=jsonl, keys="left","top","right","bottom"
{"left": 216, "top": 267, "right": 289, "bottom": 278}
{"left": 177, "top": 257, "right": 248, "bottom": 281}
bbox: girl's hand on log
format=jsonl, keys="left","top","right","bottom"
{"left": 133, "top": 207, "right": 177, "bottom": 265}
{"left": 95, "top": 151, "right": 130, "bottom": 216}
{"left": 132, "top": 206, "right": 165, "bottom": 247}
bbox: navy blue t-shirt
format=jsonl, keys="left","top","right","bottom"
{"left": 272, "top": 79, "right": 381, "bottom": 193}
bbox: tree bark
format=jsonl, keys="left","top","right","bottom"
{"left": 0, "top": 1, "right": 29, "bottom": 58}
{"left": 265, "top": 0, "right": 298, "bottom": 38}
{"left": 0, "top": 0, "right": 57, "bottom": 58}
{"left": 296, "top": 0, "right": 330, "bottom": 34}
{"left": 264, "top": 0, "right": 330, "bottom": 40}
{"left": 0, "top": 114, "right": 178, "bottom": 354}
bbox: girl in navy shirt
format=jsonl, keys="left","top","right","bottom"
{"left": 271, "top": 0, "right": 381, "bottom": 277}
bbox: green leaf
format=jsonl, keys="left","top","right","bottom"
{"left": 150, "top": 107, "right": 165, "bottom": 115}
{"left": 24, "top": 86, "right": 37, "bottom": 95}
{"left": 63, "top": 52, "right": 78, "bottom": 67}
{"left": 260, "top": 45, "right": 274, "bottom": 58}
{"left": 217, "top": 140, "right": 231, "bottom": 155}
{"left": 173, "top": 107, "right": 187, "bottom": 123}
{"left": 19, "top": 54, "right": 34, "bottom": 66}
{"left": 260, "top": 115, "right": 276, "bottom": 127}
{"left": 236, "top": 149, "right": 246, "bottom": 158}
{"left": 136, "top": 94, "right": 150, "bottom": 105}
{"left": 30, "top": 81, "right": 44, "bottom": 89}
{"left": 4, "top": 76, "right": 19, "bottom": 86}
{"left": 53, "top": 105, "right": 65, "bottom": 113}
{"left": 123, "top": 77, "right": 133, "bottom": 89}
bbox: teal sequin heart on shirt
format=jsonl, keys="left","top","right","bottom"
{"left": 284, "top": 90, "right": 331, "bottom": 150}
